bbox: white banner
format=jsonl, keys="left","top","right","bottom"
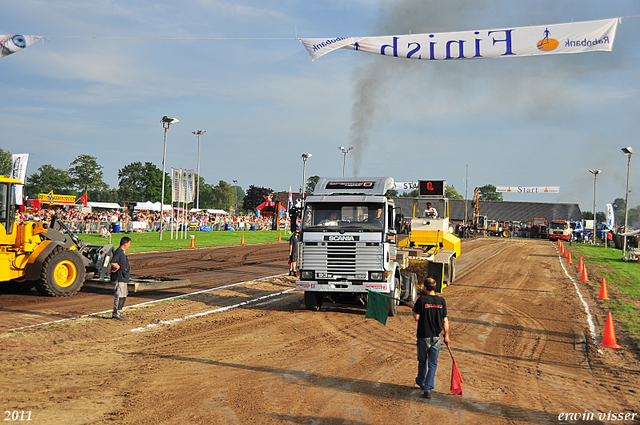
{"left": 10, "top": 153, "right": 29, "bottom": 205}
{"left": 393, "top": 181, "right": 418, "bottom": 191}
{"left": 300, "top": 18, "right": 618, "bottom": 62}
{"left": 185, "top": 169, "right": 195, "bottom": 203}
{"left": 171, "top": 168, "right": 180, "bottom": 203}
{"left": 606, "top": 203, "right": 615, "bottom": 230}
{"left": 0, "top": 35, "right": 43, "bottom": 59}
{"left": 496, "top": 186, "right": 559, "bottom": 194}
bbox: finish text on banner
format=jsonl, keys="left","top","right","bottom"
{"left": 300, "top": 18, "right": 618, "bottom": 61}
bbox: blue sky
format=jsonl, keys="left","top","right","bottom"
{"left": 2, "top": 0, "right": 639, "bottom": 213}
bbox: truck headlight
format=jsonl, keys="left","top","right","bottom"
{"left": 370, "top": 272, "right": 384, "bottom": 281}
{"left": 300, "top": 270, "right": 314, "bottom": 280}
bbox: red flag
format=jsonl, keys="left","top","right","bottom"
{"left": 450, "top": 357, "right": 463, "bottom": 396}
{"left": 79, "top": 193, "right": 87, "bottom": 207}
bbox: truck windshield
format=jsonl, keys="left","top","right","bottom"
{"left": 302, "top": 203, "right": 385, "bottom": 231}
{"left": 550, "top": 222, "right": 567, "bottom": 229}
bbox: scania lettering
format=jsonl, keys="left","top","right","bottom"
{"left": 296, "top": 177, "right": 460, "bottom": 317}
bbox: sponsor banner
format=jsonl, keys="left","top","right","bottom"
{"left": 606, "top": 203, "right": 615, "bottom": 230}
{"left": 0, "top": 34, "right": 43, "bottom": 59}
{"left": 496, "top": 186, "right": 560, "bottom": 193}
{"left": 393, "top": 181, "right": 418, "bottom": 191}
{"left": 38, "top": 193, "right": 76, "bottom": 204}
{"left": 10, "top": 153, "right": 29, "bottom": 205}
{"left": 300, "top": 18, "right": 618, "bottom": 62}
{"left": 185, "top": 169, "right": 195, "bottom": 203}
{"left": 171, "top": 168, "right": 180, "bottom": 203}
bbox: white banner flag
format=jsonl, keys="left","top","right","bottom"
{"left": 496, "top": 186, "right": 560, "bottom": 193}
{"left": 393, "top": 181, "right": 418, "bottom": 191}
{"left": 185, "top": 169, "right": 195, "bottom": 203}
{"left": 171, "top": 168, "right": 181, "bottom": 203}
{"left": 606, "top": 203, "right": 615, "bottom": 230}
{"left": 10, "top": 153, "right": 29, "bottom": 205}
{"left": 1, "top": 35, "right": 43, "bottom": 59}
{"left": 300, "top": 18, "right": 618, "bottom": 62}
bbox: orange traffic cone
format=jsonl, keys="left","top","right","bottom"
{"left": 581, "top": 264, "right": 589, "bottom": 281}
{"left": 567, "top": 251, "right": 572, "bottom": 264}
{"left": 241, "top": 233, "right": 245, "bottom": 244}
{"left": 560, "top": 242, "right": 564, "bottom": 254}
{"left": 598, "top": 278, "right": 610, "bottom": 300}
{"left": 190, "top": 235, "right": 195, "bottom": 248}
{"left": 578, "top": 257, "right": 584, "bottom": 272}
{"left": 278, "top": 232, "right": 281, "bottom": 242}
{"left": 601, "top": 312, "right": 621, "bottom": 349}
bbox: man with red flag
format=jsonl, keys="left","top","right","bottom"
{"left": 412, "top": 278, "right": 450, "bottom": 399}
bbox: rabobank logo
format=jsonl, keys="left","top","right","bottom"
{"left": 537, "top": 28, "right": 559, "bottom": 51}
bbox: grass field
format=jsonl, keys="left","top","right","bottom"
{"left": 76, "top": 230, "right": 290, "bottom": 253}
{"left": 568, "top": 242, "right": 640, "bottom": 347}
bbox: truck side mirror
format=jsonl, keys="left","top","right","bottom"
{"left": 394, "top": 214, "right": 404, "bottom": 232}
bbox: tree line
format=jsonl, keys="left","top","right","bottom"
{"left": 0, "top": 149, "right": 269, "bottom": 212}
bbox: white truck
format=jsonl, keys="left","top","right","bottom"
{"left": 296, "top": 177, "right": 459, "bottom": 316}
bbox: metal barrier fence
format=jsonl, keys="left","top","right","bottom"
{"left": 61, "top": 220, "right": 277, "bottom": 233}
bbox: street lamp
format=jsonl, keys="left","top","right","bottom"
{"left": 589, "top": 169, "right": 601, "bottom": 242}
{"left": 192, "top": 130, "right": 206, "bottom": 210}
{"left": 160, "top": 115, "right": 179, "bottom": 241}
{"left": 339, "top": 146, "right": 354, "bottom": 177}
{"left": 301, "top": 153, "right": 312, "bottom": 206}
{"left": 233, "top": 179, "right": 238, "bottom": 215}
{"left": 622, "top": 147, "right": 633, "bottom": 255}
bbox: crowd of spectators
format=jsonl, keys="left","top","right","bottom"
{"left": 17, "top": 206, "right": 289, "bottom": 234}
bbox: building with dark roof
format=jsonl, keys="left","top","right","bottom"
{"left": 392, "top": 198, "right": 583, "bottom": 223}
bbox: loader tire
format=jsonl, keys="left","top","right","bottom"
{"left": 35, "top": 248, "right": 85, "bottom": 297}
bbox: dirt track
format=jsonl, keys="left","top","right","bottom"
{"left": 2, "top": 238, "right": 639, "bottom": 424}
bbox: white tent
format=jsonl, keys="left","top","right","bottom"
{"left": 87, "top": 201, "right": 121, "bottom": 210}
{"left": 134, "top": 201, "right": 159, "bottom": 211}
{"left": 134, "top": 201, "right": 173, "bottom": 212}
{"left": 206, "top": 209, "right": 228, "bottom": 215}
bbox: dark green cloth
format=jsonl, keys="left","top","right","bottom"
{"left": 365, "top": 290, "right": 390, "bottom": 326}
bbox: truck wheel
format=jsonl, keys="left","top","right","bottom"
{"left": 304, "top": 291, "right": 323, "bottom": 311}
{"left": 35, "top": 249, "right": 86, "bottom": 297}
{"left": 448, "top": 256, "right": 456, "bottom": 283}
{"left": 389, "top": 276, "right": 400, "bottom": 317}
{"left": 409, "top": 273, "right": 418, "bottom": 303}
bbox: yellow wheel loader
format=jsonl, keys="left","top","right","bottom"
{"left": 0, "top": 176, "right": 113, "bottom": 296}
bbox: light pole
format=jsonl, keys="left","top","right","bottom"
{"left": 589, "top": 169, "right": 600, "bottom": 242}
{"left": 301, "top": 153, "right": 312, "bottom": 206}
{"left": 160, "top": 116, "right": 179, "bottom": 240}
{"left": 622, "top": 147, "right": 633, "bottom": 255}
{"left": 339, "top": 146, "right": 353, "bottom": 177}
{"left": 233, "top": 179, "right": 238, "bottom": 215}
{"left": 192, "top": 130, "right": 206, "bottom": 210}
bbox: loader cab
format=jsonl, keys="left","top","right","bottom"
{"left": 0, "top": 178, "right": 19, "bottom": 238}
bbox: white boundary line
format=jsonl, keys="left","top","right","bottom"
{"left": 555, "top": 245, "right": 597, "bottom": 342}
{"left": 130, "top": 289, "right": 295, "bottom": 332}
{"left": 7, "top": 273, "right": 289, "bottom": 333}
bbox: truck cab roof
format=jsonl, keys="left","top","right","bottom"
{"left": 312, "top": 177, "right": 394, "bottom": 196}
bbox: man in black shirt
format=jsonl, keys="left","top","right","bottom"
{"left": 110, "top": 236, "right": 131, "bottom": 321}
{"left": 412, "top": 277, "right": 450, "bottom": 399}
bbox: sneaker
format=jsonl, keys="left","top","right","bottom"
{"left": 113, "top": 315, "right": 126, "bottom": 321}
{"left": 415, "top": 378, "right": 425, "bottom": 391}
{"left": 424, "top": 390, "right": 432, "bottom": 399}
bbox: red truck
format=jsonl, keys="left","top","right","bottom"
{"left": 548, "top": 219, "right": 571, "bottom": 241}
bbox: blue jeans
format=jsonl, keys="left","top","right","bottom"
{"left": 416, "top": 337, "right": 441, "bottom": 391}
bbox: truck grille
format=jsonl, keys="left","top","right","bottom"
{"left": 301, "top": 242, "right": 383, "bottom": 275}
